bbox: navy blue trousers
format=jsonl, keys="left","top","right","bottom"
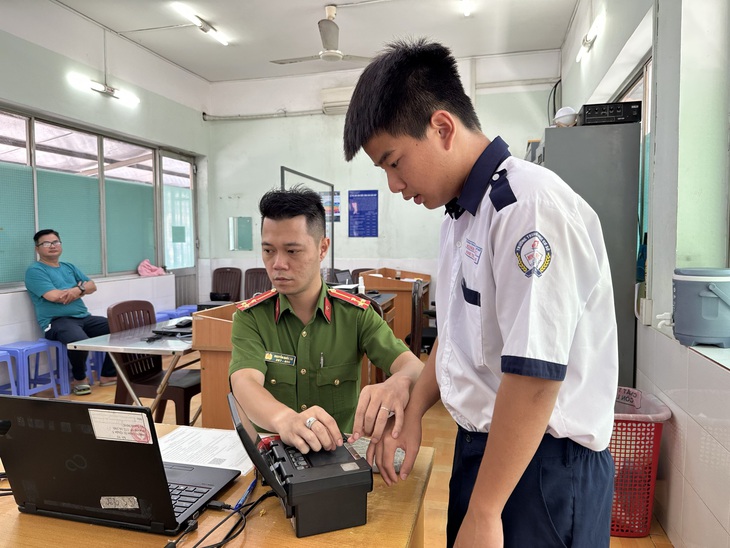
{"left": 46, "top": 316, "right": 116, "bottom": 381}
{"left": 447, "top": 426, "right": 614, "bottom": 548}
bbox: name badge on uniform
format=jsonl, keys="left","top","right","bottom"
{"left": 264, "top": 351, "right": 296, "bottom": 366}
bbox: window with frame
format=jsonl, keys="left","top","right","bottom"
{"left": 0, "top": 108, "right": 194, "bottom": 287}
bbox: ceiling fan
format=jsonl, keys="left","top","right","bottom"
{"left": 270, "top": 5, "right": 371, "bottom": 65}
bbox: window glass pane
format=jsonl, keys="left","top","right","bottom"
{"left": 0, "top": 111, "right": 33, "bottom": 284}
{"left": 34, "top": 120, "right": 99, "bottom": 173}
{"left": 104, "top": 138, "right": 155, "bottom": 273}
{"left": 34, "top": 121, "right": 101, "bottom": 275}
{"left": 162, "top": 157, "right": 194, "bottom": 269}
{"left": 0, "top": 163, "right": 35, "bottom": 284}
{"left": 0, "top": 112, "right": 29, "bottom": 165}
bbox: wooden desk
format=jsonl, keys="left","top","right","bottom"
{"left": 361, "top": 269, "right": 431, "bottom": 343}
{"left": 0, "top": 423, "right": 434, "bottom": 548}
{"left": 361, "top": 292, "right": 396, "bottom": 387}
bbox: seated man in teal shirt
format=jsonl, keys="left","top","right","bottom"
{"left": 229, "top": 186, "right": 423, "bottom": 455}
{"left": 25, "top": 229, "right": 117, "bottom": 395}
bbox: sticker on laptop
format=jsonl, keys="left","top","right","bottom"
{"left": 100, "top": 496, "right": 140, "bottom": 510}
{"left": 88, "top": 409, "right": 153, "bottom": 444}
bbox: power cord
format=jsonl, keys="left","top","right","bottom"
{"left": 191, "top": 490, "right": 277, "bottom": 548}
{"left": 164, "top": 519, "right": 198, "bottom": 548}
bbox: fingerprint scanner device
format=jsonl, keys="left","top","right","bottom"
{"left": 0, "top": 395, "right": 240, "bottom": 535}
{"left": 227, "top": 393, "right": 372, "bottom": 537}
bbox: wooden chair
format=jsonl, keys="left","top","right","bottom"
{"left": 244, "top": 268, "right": 271, "bottom": 299}
{"left": 107, "top": 300, "right": 201, "bottom": 425}
{"left": 405, "top": 280, "right": 437, "bottom": 356}
{"left": 211, "top": 267, "right": 242, "bottom": 302}
{"left": 352, "top": 268, "right": 375, "bottom": 282}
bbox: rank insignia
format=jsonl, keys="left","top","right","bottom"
{"left": 328, "top": 288, "right": 371, "bottom": 310}
{"left": 235, "top": 288, "right": 278, "bottom": 311}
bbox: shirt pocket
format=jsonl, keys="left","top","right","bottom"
{"left": 315, "top": 362, "right": 360, "bottom": 426}
{"left": 450, "top": 278, "right": 485, "bottom": 365}
{"left": 264, "top": 362, "right": 296, "bottom": 405}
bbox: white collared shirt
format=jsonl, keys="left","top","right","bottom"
{"left": 435, "top": 155, "right": 618, "bottom": 451}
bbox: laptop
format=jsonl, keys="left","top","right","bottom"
{"left": 0, "top": 395, "right": 240, "bottom": 535}
{"left": 335, "top": 270, "right": 353, "bottom": 285}
{"left": 152, "top": 317, "right": 193, "bottom": 337}
{"left": 227, "top": 393, "right": 372, "bottom": 537}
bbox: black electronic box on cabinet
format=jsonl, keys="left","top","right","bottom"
{"left": 578, "top": 101, "right": 641, "bottom": 125}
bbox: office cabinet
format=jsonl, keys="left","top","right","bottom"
{"left": 543, "top": 123, "right": 641, "bottom": 387}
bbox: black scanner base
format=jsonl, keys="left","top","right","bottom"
{"left": 291, "top": 483, "right": 370, "bottom": 537}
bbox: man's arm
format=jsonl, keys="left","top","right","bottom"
{"left": 351, "top": 349, "right": 423, "bottom": 442}
{"left": 454, "top": 373, "right": 561, "bottom": 547}
{"left": 369, "top": 341, "right": 441, "bottom": 485}
{"left": 230, "top": 368, "right": 342, "bottom": 454}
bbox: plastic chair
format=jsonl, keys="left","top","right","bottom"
{"left": 107, "top": 300, "right": 201, "bottom": 425}
{"left": 211, "top": 267, "right": 242, "bottom": 302}
{"left": 0, "top": 340, "right": 59, "bottom": 397}
{"left": 0, "top": 350, "right": 17, "bottom": 395}
{"left": 157, "top": 308, "right": 187, "bottom": 319}
{"left": 244, "top": 268, "right": 271, "bottom": 300}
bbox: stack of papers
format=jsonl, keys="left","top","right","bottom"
{"left": 159, "top": 426, "right": 253, "bottom": 476}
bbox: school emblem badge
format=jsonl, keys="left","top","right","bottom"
{"left": 515, "top": 231, "right": 551, "bottom": 278}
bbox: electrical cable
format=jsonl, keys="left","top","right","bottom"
{"left": 163, "top": 518, "right": 198, "bottom": 548}
{"left": 191, "top": 490, "right": 277, "bottom": 548}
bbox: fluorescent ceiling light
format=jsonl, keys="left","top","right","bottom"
{"left": 172, "top": 2, "right": 229, "bottom": 45}
{"left": 172, "top": 2, "right": 202, "bottom": 26}
{"left": 67, "top": 72, "right": 140, "bottom": 107}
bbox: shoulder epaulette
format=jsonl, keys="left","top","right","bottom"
{"left": 327, "top": 288, "right": 371, "bottom": 310}
{"left": 235, "top": 288, "right": 278, "bottom": 311}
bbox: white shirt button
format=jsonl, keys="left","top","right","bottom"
{"left": 492, "top": 173, "right": 499, "bottom": 181}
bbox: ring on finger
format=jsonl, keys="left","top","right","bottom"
{"left": 379, "top": 406, "right": 390, "bottom": 413}
{"left": 305, "top": 416, "right": 318, "bottom": 430}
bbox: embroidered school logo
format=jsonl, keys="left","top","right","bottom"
{"left": 515, "top": 231, "right": 551, "bottom": 278}
{"left": 465, "top": 238, "right": 483, "bottom": 265}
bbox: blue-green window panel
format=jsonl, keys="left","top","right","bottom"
{"left": 37, "top": 168, "right": 102, "bottom": 275}
{"left": 0, "top": 163, "right": 36, "bottom": 283}
{"left": 164, "top": 185, "right": 194, "bottom": 269}
{"left": 106, "top": 178, "right": 155, "bottom": 273}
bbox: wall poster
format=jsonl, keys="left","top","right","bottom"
{"left": 348, "top": 190, "right": 378, "bottom": 238}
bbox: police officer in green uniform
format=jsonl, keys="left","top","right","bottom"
{"left": 229, "top": 186, "right": 423, "bottom": 455}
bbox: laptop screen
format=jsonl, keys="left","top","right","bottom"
{"left": 335, "top": 271, "right": 353, "bottom": 284}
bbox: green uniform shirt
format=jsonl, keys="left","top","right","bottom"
{"left": 229, "top": 281, "right": 409, "bottom": 432}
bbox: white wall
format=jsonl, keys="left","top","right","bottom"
{"left": 637, "top": 326, "right": 730, "bottom": 548}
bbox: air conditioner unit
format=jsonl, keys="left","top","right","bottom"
{"left": 321, "top": 86, "right": 354, "bottom": 115}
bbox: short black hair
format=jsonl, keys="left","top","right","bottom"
{"left": 33, "top": 229, "right": 59, "bottom": 245}
{"left": 259, "top": 185, "right": 326, "bottom": 239}
{"left": 344, "top": 38, "right": 481, "bottom": 161}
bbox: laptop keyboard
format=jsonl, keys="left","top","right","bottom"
{"left": 168, "top": 483, "right": 211, "bottom": 517}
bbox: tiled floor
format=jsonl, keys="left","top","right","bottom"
{"left": 53, "top": 354, "right": 672, "bottom": 547}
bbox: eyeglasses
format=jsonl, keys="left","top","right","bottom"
{"left": 37, "top": 240, "right": 62, "bottom": 248}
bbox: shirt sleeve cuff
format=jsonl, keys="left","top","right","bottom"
{"left": 501, "top": 355, "right": 567, "bottom": 381}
